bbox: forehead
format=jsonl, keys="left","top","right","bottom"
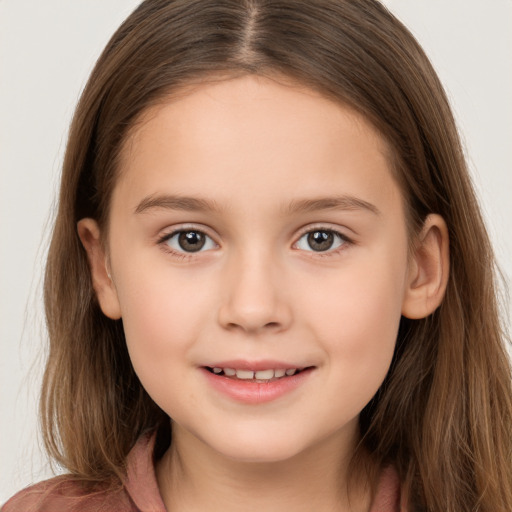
{"left": 113, "top": 74, "right": 401, "bottom": 217}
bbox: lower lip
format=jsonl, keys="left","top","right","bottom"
{"left": 201, "top": 368, "right": 314, "bottom": 404}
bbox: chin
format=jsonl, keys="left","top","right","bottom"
{"left": 200, "top": 424, "right": 317, "bottom": 464}
{"left": 222, "top": 441, "right": 306, "bottom": 464}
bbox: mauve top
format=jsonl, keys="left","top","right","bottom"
{"left": 2, "top": 432, "right": 403, "bottom": 511}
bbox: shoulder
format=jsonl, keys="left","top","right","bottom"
{"left": 370, "top": 465, "right": 406, "bottom": 512}
{"left": 2, "top": 430, "right": 165, "bottom": 512}
{"left": 1, "top": 477, "right": 136, "bottom": 512}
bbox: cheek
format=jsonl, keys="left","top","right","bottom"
{"left": 299, "top": 251, "right": 407, "bottom": 388}
{"left": 113, "top": 267, "right": 212, "bottom": 378}
{"left": 113, "top": 271, "right": 214, "bottom": 417}
{"left": 338, "top": 269, "right": 404, "bottom": 346}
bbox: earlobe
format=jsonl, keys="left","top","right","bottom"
{"left": 401, "top": 214, "right": 450, "bottom": 319}
{"left": 77, "top": 218, "right": 122, "bottom": 320}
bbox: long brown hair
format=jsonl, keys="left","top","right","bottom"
{"left": 41, "top": 1, "right": 512, "bottom": 510}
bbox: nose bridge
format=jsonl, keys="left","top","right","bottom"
{"left": 218, "top": 242, "right": 291, "bottom": 333}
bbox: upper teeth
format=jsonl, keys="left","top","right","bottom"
{"left": 212, "top": 368, "right": 298, "bottom": 379}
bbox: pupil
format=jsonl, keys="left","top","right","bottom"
{"left": 178, "top": 231, "right": 205, "bottom": 252}
{"left": 307, "top": 231, "right": 333, "bottom": 251}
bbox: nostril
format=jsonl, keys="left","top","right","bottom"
{"left": 217, "top": 296, "right": 292, "bottom": 334}
{"left": 223, "top": 321, "right": 282, "bottom": 332}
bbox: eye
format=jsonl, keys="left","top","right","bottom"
{"left": 295, "top": 229, "right": 348, "bottom": 253}
{"left": 163, "top": 229, "right": 217, "bottom": 253}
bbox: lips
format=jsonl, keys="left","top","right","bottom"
{"left": 201, "top": 361, "right": 315, "bottom": 403}
{"left": 205, "top": 366, "right": 303, "bottom": 380}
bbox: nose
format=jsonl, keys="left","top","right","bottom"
{"left": 217, "top": 250, "right": 292, "bottom": 335}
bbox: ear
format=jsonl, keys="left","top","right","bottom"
{"left": 401, "top": 214, "right": 450, "bottom": 319}
{"left": 77, "top": 218, "right": 122, "bottom": 320}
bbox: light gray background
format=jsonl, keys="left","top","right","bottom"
{"left": 1, "top": 0, "right": 511, "bottom": 502}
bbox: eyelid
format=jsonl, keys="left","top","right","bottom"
{"left": 157, "top": 223, "right": 218, "bottom": 243}
{"left": 157, "top": 224, "right": 220, "bottom": 258}
{"left": 293, "top": 223, "right": 354, "bottom": 241}
{"left": 292, "top": 224, "right": 354, "bottom": 254}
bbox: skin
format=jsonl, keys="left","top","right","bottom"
{"left": 79, "top": 75, "right": 449, "bottom": 511}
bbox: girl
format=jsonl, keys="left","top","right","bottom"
{"left": 3, "top": 1, "right": 511, "bottom": 511}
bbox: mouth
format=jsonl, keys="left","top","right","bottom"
{"left": 203, "top": 366, "right": 313, "bottom": 382}
{"left": 201, "top": 359, "right": 316, "bottom": 403}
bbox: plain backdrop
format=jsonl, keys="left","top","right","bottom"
{"left": 1, "top": 0, "right": 511, "bottom": 503}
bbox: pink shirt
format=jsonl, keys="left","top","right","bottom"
{"left": 3, "top": 432, "right": 402, "bottom": 511}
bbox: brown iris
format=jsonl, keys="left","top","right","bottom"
{"left": 178, "top": 231, "right": 206, "bottom": 252}
{"left": 307, "top": 230, "right": 334, "bottom": 251}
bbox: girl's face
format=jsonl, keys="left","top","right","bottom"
{"left": 82, "top": 75, "right": 441, "bottom": 463}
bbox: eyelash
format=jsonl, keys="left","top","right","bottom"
{"left": 157, "top": 226, "right": 353, "bottom": 260}
{"left": 157, "top": 227, "right": 218, "bottom": 261}
{"left": 293, "top": 226, "right": 353, "bottom": 258}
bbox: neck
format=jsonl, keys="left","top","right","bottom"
{"left": 156, "top": 423, "right": 373, "bottom": 512}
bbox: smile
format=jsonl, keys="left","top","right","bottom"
{"left": 202, "top": 364, "right": 315, "bottom": 404}
{"left": 205, "top": 367, "right": 304, "bottom": 381}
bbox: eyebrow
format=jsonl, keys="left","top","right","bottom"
{"left": 134, "top": 194, "right": 380, "bottom": 216}
{"left": 135, "top": 195, "right": 222, "bottom": 214}
{"left": 284, "top": 196, "right": 380, "bottom": 216}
